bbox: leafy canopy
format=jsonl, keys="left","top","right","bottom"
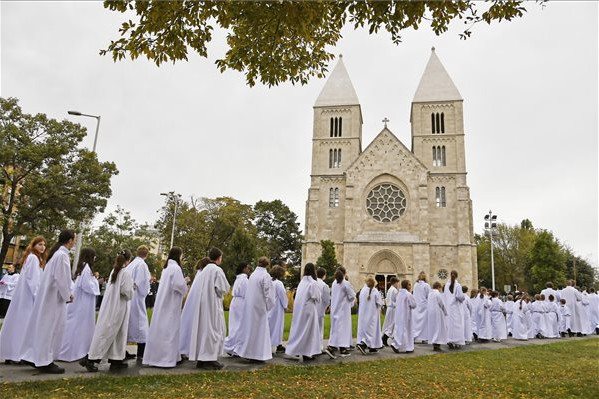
{"left": 101, "top": 0, "right": 537, "bottom": 86}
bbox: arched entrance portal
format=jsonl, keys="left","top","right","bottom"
{"left": 364, "top": 249, "right": 410, "bottom": 295}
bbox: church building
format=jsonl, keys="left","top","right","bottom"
{"left": 301, "top": 48, "right": 478, "bottom": 291}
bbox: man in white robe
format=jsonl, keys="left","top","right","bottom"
{"left": 540, "top": 282, "right": 560, "bottom": 303}
{"left": 316, "top": 267, "right": 331, "bottom": 344}
{"left": 188, "top": 248, "right": 231, "bottom": 370}
{"left": 391, "top": 280, "right": 417, "bottom": 353}
{"left": 20, "top": 230, "right": 75, "bottom": 373}
{"left": 126, "top": 246, "right": 152, "bottom": 359}
{"left": 560, "top": 281, "right": 582, "bottom": 335}
{"left": 235, "top": 257, "right": 275, "bottom": 362}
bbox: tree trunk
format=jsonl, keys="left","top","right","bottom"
{"left": 0, "top": 231, "right": 13, "bottom": 267}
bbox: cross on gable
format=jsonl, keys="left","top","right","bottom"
{"left": 382, "top": 117, "right": 389, "bottom": 128}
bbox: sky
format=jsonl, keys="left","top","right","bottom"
{"left": 1, "top": 2, "right": 597, "bottom": 267}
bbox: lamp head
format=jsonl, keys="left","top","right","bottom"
{"left": 68, "top": 110, "right": 82, "bottom": 116}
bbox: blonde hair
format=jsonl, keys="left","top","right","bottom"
{"left": 417, "top": 271, "right": 427, "bottom": 282}
{"left": 365, "top": 277, "right": 376, "bottom": 300}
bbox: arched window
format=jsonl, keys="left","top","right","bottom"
{"left": 441, "top": 112, "right": 445, "bottom": 133}
{"left": 337, "top": 148, "right": 341, "bottom": 167}
{"left": 329, "top": 149, "right": 333, "bottom": 168}
{"left": 334, "top": 117, "right": 338, "bottom": 137}
{"left": 441, "top": 146, "right": 446, "bottom": 166}
{"left": 330, "top": 118, "right": 334, "bottom": 137}
{"left": 431, "top": 113, "right": 435, "bottom": 134}
{"left": 334, "top": 188, "right": 340, "bottom": 207}
{"left": 339, "top": 117, "right": 343, "bottom": 137}
{"left": 441, "top": 187, "right": 446, "bottom": 207}
{"left": 435, "top": 187, "right": 441, "bottom": 207}
{"left": 329, "top": 188, "right": 334, "bottom": 207}
{"left": 432, "top": 146, "right": 437, "bottom": 166}
{"left": 436, "top": 113, "right": 440, "bottom": 134}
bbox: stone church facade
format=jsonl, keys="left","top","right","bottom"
{"left": 301, "top": 49, "right": 478, "bottom": 291}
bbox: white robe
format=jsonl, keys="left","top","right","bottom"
{"left": 316, "top": 278, "right": 331, "bottom": 341}
{"left": 580, "top": 292, "right": 593, "bottom": 334}
{"left": 545, "top": 301, "right": 560, "bottom": 338}
{"left": 531, "top": 301, "right": 547, "bottom": 337}
{"left": 540, "top": 287, "right": 560, "bottom": 303}
{"left": 188, "top": 263, "right": 230, "bottom": 362}
{"left": 357, "top": 285, "right": 383, "bottom": 348}
{"left": 268, "top": 279, "right": 288, "bottom": 347}
{"left": 0, "top": 272, "right": 19, "bottom": 300}
{"left": 285, "top": 276, "right": 322, "bottom": 357}
{"left": 235, "top": 266, "right": 275, "bottom": 361}
{"left": 427, "top": 290, "right": 448, "bottom": 345}
{"left": 412, "top": 280, "right": 430, "bottom": 341}
{"left": 126, "top": 257, "right": 151, "bottom": 343}
{"left": 588, "top": 293, "right": 599, "bottom": 329}
{"left": 180, "top": 269, "right": 202, "bottom": 357}
{"left": 470, "top": 296, "right": 481, "bottom": 336}
{"left": 558, "top": 304, "right": 571, "bottom": 333}
{"left": 392, "top": 288, "right": 416, "bottom": 352}
{"left": 20, "top": 246, "right": 72, "bottom": 367}
{"left": 0, "top": 254, "right": 42, "bottom": 361}
{"left": 560, "top": 286, "right": 582, "bottom": 332}
{"left": 382, "top": 285, "right": 398, "bottom": 337}
{"left": 490, "top": 298, "right": 507, "bottom": 340}
{"left": 143, "top": 260, "right": 188, "bottom": 367}
{"left": 223, "top": 273, "right": 248, "bottom": 353}
{"left": 328, "top": 279, "right": 355, "bottom": 349}
{"left": 504, "top": 300, "right": 515, "bottom": 334}
{"left": 444, "top": 280, "right": 465, "bottom": 345}
{"left": 477, "top": 296, "right": 492, "bottom": 340}
{"left": 88, "top": 267, "right": 133, "bottom": 361}
{"left": 462, "top": 296, "right": 473, "bottom": 343}
{"left": 511, "top": 301, "right": 529, "bottom": 340}
{"left": 58, "top": 264, "right": 99, "bottom": 361}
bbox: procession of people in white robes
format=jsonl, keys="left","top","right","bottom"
{"left": 126, "top": 249, "right": 152, "bottom": 359}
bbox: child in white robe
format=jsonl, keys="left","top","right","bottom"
{"left": 268, "top": 265, "right": 288, "bottom": 353}
{"left": 462, "top": 285, "right": 473, "bottom": 344}
{"left": 531, "top": 294, "right": 547, "bottom": 339}
{"left": 223, "top": 262, "right": 250, "bottom": 355}
{"left": 427, "top": 282, "right": 448, "bottom": 351}
{"left": 588, "top": 288, "right": 599, "bottom": 335}
{"left": 58, "top": 248, "right": 100, "bottom": 361}
{"left": 327, "top": 267, "right": 355, "bottom": 357}
{"left": 316, "top": 268, "right": 331, "bottom": 346}
{"left": 390, "top": 279, "right": 417, "bottom": 353}
{"left": 444, "top": 270, "right": 466, "bottom": 349}
{"left": 179, "top": 257, "right": 210, "bottom": 359}
{"left": 558, "top": 298, "right": 572, "bottom": 337}
{"left": 504, "top": 295, "right": 515, "bottom": 337}
{"left": 80, "top": 250, "right": 133, "bottom": 372}
{"left": 545, "top": 294, "right": 560, "bottom": 338}
{"left": 477, "top": 288, "right": 492, "bottom": 342}
{"left": 126, "top": 245, "right": 152, "bottom": 359}
{"left": 143, "top": 247, "right": 188, "bottom": 368}
{"left": 490, "top": 291, "right": 507, "bottom": 342}
{"left": 382, "top": 277, "right": 399, "bottom": 346}
{"left": 412, "top": 272, "right": 431, "bottom": 343}
{"left": 356, "top": 277, "right": 383, "bottom": 354}
{"left": 512, "top": 295, "right": 529, "bottom": 340}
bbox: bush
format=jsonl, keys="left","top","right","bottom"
{"left": 223, "top": 289, "right": 233, "bottom": 311}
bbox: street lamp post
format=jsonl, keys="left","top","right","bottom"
{"left": 161, "top": 192, "right": 181, "bottom": 250}
{"left": 484, "top": 210, "right": 498, "bottom": 291}
{"left": 67, "top": 110, "right": 101, "bottom": 275}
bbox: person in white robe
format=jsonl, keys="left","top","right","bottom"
{"left": 580, "top": 289, "right": 593, "bottom": 335}
{"left": 489, "top": 291, "right": 507, "bottom": 342}
{"left": 477, "top": 288, "right": 492, "bottom": 342}
{"left": 504, "top": 295, "right": 515, "bottom": 337}
{"left": 327, "top": 267, "right": 355, "bottom": 357}
{"left": 268, "top": 265, "right": 288, "bottom": 353}
{"left": 427, "top": 282, "right": 448, "bottom": 351}
{"left": 544, "top": 295, "right": 560, "bottom": 338}
{"left": 356, "top": 277, "right": 383, "bottom": 354}
{"left": 531, "top": 295, "right": 547, "bottom": 338}
{"left": 58, "top": 249, "right": 100, "bottom": 361}
{"left": 223, "top": 262, "right": 250, "bottom": 355}
{"left": 540, "top": 282, "right": 560, "bottom": 304}
{"left": 558, "top": 298, "right": 572, "bottom": 336}
{"left": 470, "top": 290, "right": 480, "bottom": 340}
{"left": 286, "top": 263, "right": 328, "bottom": 361}
{"left": 462, "top": 285, "right": 473, "bottom": 344}
{"left": 316, "top": 267, "right": 331, "bottom": 344}
{"left": 511, "top": 296, "right": 529, "bottom": 340}
{"left": 188, "top": 248, "right": 231, "bottom": 370}
{"left": 143, "top": 248, "right": 188, "bottom": 368}
{"left": 235, "top": 257, "right": 276, "bottom": 362}
{"left": 444, "top": 270, "right": 465, "bottom": 349}
{"left": 391, "top": 280, "right": 417, "bottom": 353}
{"left": 180, "top": 257, "right": 210, "bottom": 358}
{"left": 412, "top": 272, "right": 431, "bottom": 343}
{"left": 382, "top": 277, "right": 399, "bottom": 346}
{"left": 20, "top": 230, "right": 75, "bottom": 374}
{"left": 588, "top": 288, "right": 599, "bottom": 334}
{"left": 80, "top": 250, "right": 133, "bottom": 372}
{"left": 560, "top": 281, "right": 582, "bottom": 335}
{"left": 0, "top": 264, "right": 19, "bottom": 318}
{"left": 0, "top": 237, "right": 46, "bottom": 363}
{"left": 126, "top": 246, "right": 152, "bottom": 359}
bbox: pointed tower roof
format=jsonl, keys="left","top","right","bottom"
{"left": 413, "top": 47, "right": 462, "bottom": 102}
{"left": 314, "top": 55, "right": 360, "bottom": 107}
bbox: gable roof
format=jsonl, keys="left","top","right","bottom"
{"left": 314, "top": 55, "right": 361, "bottom": 107}
{"left": 413, "top": 48, "right": 462, "bottom": 103}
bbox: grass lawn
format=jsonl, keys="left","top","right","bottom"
{"left": 2, "top": 339, "right": 598, "bottom": 398}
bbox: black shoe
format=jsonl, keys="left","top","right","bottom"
{"left": 79, "top": 357, "right": 99, "bottom": 372}
{"left": 576, "top": 332, "right": 583, "bottom": 337}
{"left": 38, "top": 362, "right": 65, "bottom": 374}
{"left": 108, "top": 359, "right": 128, "bottom": 370}
{"left": 276, "top": 345, "right": 286, "bottom": 354}
{"left": 368, "top": 348, "right": 378, "bottom": 353}
{"left": 247, "top": 358, "right": 265, "bottom": 364}
{"left": 323, "top": 348, "right": 337, "bottom": 359}
{"left": 390, "top": 344, "right": 400, "bottom": 354}
{"left": 473, "top": 333, "right": 478, "bottom": 342}
{"left": 447, "top": 343, "right": 455, "bottom": 349}
{"left": 348, "top": 345, "right": 355, "bottom": 351}
{"left": 433, "top": 344, "right": 443, "bottom": 352}
{"left": 136, "top": 343, "right": 146, "bottom": 359}
{"left": 405, "top": 350, "right": 414, "bottom": 354}
{"left": 301, "top": 356, "right": 315, "bottom": 362}
{"left": 508, "top": 332, "right": 512, "bottom": 337}
{"left": 125, "top": 351, "right": 136, "bottom": 360}
{"left": 356, "top": 343, "right": 367, "bottom": 355}
{"left": 595, "top": 327, "right": 599, "bottom": 335}
{"left": 339, "top": 348, "right": 351, "bottom": 357}
{"left": 326, "top": 345, "right": 337, "bottom": 354}
{"left": 196, "top": 361, "right": 224, "bottom": 370}
{"left": 4, "top": 360, "right": 22, "bottom": 365}
{"left": 382, "top": 334, "right": 389, "bottom": 347}
{"left": 21, "top": 359, "right": 36, "bottom": 368}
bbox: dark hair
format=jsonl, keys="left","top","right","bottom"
{"left": 507, "top": 294, "right": 514, "bottom": 301}
{"left": 590, "top": 288, "right": 596, "bottom": 294}
{"left": 401, "top": 279, "right": 410, "bottom": 289}
{"left": 316, "top": 267, "right": 326, "bottom": 279}
{"left": 337, "top": 266, "right": 347, "bottom": 275}
{"left": 479, "top": 287, "right": 487, "bottom": 299}
{"left": 449, "top": 270, "right": 457, "bottom": 294}
{"left": 164, "top": 247, "right": 182, "bottom": 268}
{"left": 196, "top": 257, "right": 210, "bottom": 271}
{"left": 47, "top": 229, "right": 75, "bottom": 262}
{"left": 270, "top": 265, "right": 285, "bottom": 281}
{"left": 546, "top": 282, "right": 553, "bottom": 288}
{"left": 540, "top": 294, "right": 545, "bottom": 300}
{"left": 258, "top": 256, "right": 270, "bottom": 268}
{"left": 559, "top": 298, "right": 566, "bottom": 305}
{"left": 548, "top": 294, "right": 555, "bottom": 302}
{"left": 462, "top": 285, "right": 468, "bottom": 294}
{"left": 334, "top": 268, "right": 344, "bottom": 284}
{"left": 491, "top": 291, "right": 499, "bottom": 298}
{"left": 389, "top": 276, "right": 399, "bottom": 285}
{"left": 432, "top": 281, "right": 442, "bottom": 290}
{"left": 110, "top": 249, "right": 132, "bottom": 284}
{"left": 236, "top": 261, "right": 249, "bottom": 275}
{"left": 303, "top": 263, "right": 316, "bottom": 280}
{"left": 75, "top": 248, "right": 96, "bottom": 277}
{"left": 208, "top": 247, "right": 222, "bottom": 262}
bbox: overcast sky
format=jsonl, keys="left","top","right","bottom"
{"left": 1, "top": 2, "right": 597, "bottom": 267}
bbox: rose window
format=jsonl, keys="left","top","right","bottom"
{"left": 366, "top": 183, "right": 406, "bottom": 222}
{"left": 437, "top": 269, "right": 449, "bottom": 279}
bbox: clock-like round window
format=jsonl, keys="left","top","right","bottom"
{"left": 366, "top": 183, "right": 406, "bottom": 222}
{"left": 437, "top": 269, "right": 448, "bottom": 279}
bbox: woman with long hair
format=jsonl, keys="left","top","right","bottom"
{"left": 268, "top": 265, "right": 288, "bottom": 354}
{"left": 179, "top": 256, "right": 211, "bottom": 359}
{"left": 0, "top": 236, "right": 47, "bottom": 364}
{"left": 512, "top": 293, "right": 530, "bottom": 340}
{"left": 223, "top": 261, "right": 251, "bottom": 355}
{"left": 80, "top": 249, "right": 133, "bottom": 372}
{"left": 143, "top": 247, "right": 188, "bottom": 368}
{"left": 327, "top": 266, "right": 355, "bottom": 357}
{"left": 413, "top": 271, "right": 431, "bottom": 343}
{"left": 443, "top": 270, "right": 466, "bottom": 349}
{"left": 356, "top": 276, "right": 383, "bottom": 354}
{"left": 21, "top": 230, "right": 75, "bottom": 374}
{"left": 391, "top": 279, "right": 417, "bottom": 353}
{"left": 58, "top": 248, "right": 100, "bottom": 361}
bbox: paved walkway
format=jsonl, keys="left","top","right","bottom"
{"left": 1, "top": 335, "right": 597, "bottom": 383}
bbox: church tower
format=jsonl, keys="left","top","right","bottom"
{"left": 410, "top": 48, "right": 477, "bottom": 287}
{"left": 302, "top": 56, "right": 363, "bottom": 263}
